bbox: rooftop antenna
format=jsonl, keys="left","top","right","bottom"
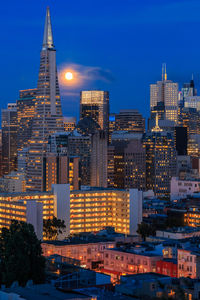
{"left": 162, "top": 63, "right": 167, "bottom": 81}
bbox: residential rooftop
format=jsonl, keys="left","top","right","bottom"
{"left": 43, "top": 235, "right": 115, "bottom": 246}
{"left": 158, "top": 226, "right": 200, "bottom": 234}
{"left": 2, "top": 284, "right": 89, "bottom": 300}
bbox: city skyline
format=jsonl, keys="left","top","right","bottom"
{"left": 1, "top": 0, "right": 200, "bottom": 121}
{"left": 2, "top": 1, "right": 200, "bottom": 293}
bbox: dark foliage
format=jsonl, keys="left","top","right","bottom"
{"left": 0, "top": 220, "right": 45, "bottom": 287}
{"left": 137, "top": 222, "right": 156, "bottom": 241}
{"left": 43, "top": 216, "right": 66, "bottom": 240}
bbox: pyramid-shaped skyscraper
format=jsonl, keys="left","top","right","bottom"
{"left": 27, "top": 7, "right": 64, "bottom": 191}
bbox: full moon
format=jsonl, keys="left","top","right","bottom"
{"left": 65, "top": 72, "right": 73, "bottom": 80}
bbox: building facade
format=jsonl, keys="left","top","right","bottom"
{"left": 90, "top": 130, "right": 108, "bottom": 188}
{"left": 0, "top": 171, "right": 26, "bottom": 193}
{"left": 1, "top": 103, "right": 18, "bottom": 175}
{"left": 0, "top": 184, "right": 70, "bottom": 239}
{"left": 156, "top": 259, "right": 177, "bottom": 278}
{"left": 103, "top": 248, "right": 162, "bottom": 277}
{"left": 108, "top": 137, "right": 146, "bottom": 190}
{"left": 17, "top": 89, "right": 37, "bottom": 151}
{"left": 115, "top": 110, "right": 145, "bottom": 133}
{"left": 42, "top": 239, "right": 115, "bottom": 269}
{"left": 70, "top": 188, "right": 143, "bottom": 235}
{"left": 178, "top": 248, "right": 200, "bottom": 279}
{"left": 170, "top": 177, "right": 200, "bottom": 200}
{"left": 63, "top": 116, "right": 76, "bottom": 132}
{"left": 143, "top": 129, "right": 177, "bottom": 196}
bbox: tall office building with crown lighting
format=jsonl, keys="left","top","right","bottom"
{"left": 150, "top": 64, "right": 179, "bottom": 124}
{"left": 80, "top": 91, "right": 109, "bottom": 132}
{"left": 26, "top": 7, "right": 64, "bottom": 191}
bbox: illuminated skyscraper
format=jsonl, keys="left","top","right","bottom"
{"left": 150, "top": 64, "right": 179, "bottom": 123}
{"left": 17, "top": 89, "right": 37, "bottom": 151}
{"left": 26, "top": 7, "right": 63, "bottom": 191}
{"left": 91, "top": 130, "right": 108, "bottom": 188}
{"left": 43, "top": 132, "right": 80, "bottom": 191}
{"left": 1, "top": 104, "right": 18, "bottom": 175}
{"left": 108, "top": 113, "right": 116, "bottom": 143}
{"left": 107, "top": 133, "right": 146, "bottom": 190}
{"left": 143, "top": 121, "right": 177, "bottom": 196}
{"left": 179, "top": 107, "right": 200, "bottom": 136}
{"left": 80, "top": 90, "right": 109, "bottom": 131}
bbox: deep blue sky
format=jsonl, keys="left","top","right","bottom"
{"left": 1, "top": 0, "right": 200, "bottom": 120}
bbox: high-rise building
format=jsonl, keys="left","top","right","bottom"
{"left": 143, "top": 120, "right": 177, "bottom": 196}
{"left": 80, "top": 90, "right": 109, "bottom": 131}
{"left": 43, "top": 132, "right": 80, "bottom": 191}
{"left": 150, "top": 64, "right": 179, "bottom": 123}
{"left": 1, "top": 103, "right": 18, "bottom": 175}
{"left": 179, "top": 107, "right": 200, "bottom": 136}
{"left": 150, "top": 101, "right": 165, "bottom": 121}
{"left": 68, "top": 131, "right": 92, "bottom": 186}
{"left": 26, "top": 7, "right": 64, "bottom": 191}
{"left": 0, "top": 130, "right": 2, "bottom": 178}
{"left": 184, "top": 96, "right": 200, "bottom": 111}
{"left": 108, "top": 134, "right": 146, "bottom": 190}
{"left": 115, "top": 110, "right": 145, "bottom": 133}
{"left": 70, "top": 188, "right": 143, "bottom": 235}
{"left": 17, "top": 147, "right": 29, "bottom": 173}
{"left": 174, "top": 127, "right": 188, "bottom": 156}
{"left": 180, "top": 77, "right": 197, "bottom": 108}
{"left": 0, "top": 185, "right": 142, "bottom": 237}
{"left": 187, "top": 134, "right": 200, "bottom": 158}
{"left": 17, "top": 89, "right": 37, "bottom": 151}
{"left": 90, "top": 130, "right": 108, "bottom": 187}
{"left": 0, "top": 184, "right": 70, "bottom": 239}
{"left": 0, "top": 171, "right": 26, "bottom": 193}
{"left": 108, "top": 113, "right": 116, "bottom": 143}
{"left": 63, "top": 116, "right": 76, "bottom": 132}
{"left": 182, "top": 78, "right": 196, "bottom": 99}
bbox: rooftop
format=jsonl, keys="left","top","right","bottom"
{"left": 121, "top": 272, "right": 171, "bottom": 281}
{"left": 107, "top": 246, "right": 163, "bottom": 257}
{"left": 43, "top": 235, "right": 115, "bottom": 246}
{"left": 2, "top": 284, "right": 89, "bottom": 300}
{"left": 157, "top": 226, "right": 200, "bottom": 234}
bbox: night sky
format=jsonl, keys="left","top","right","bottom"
{"left": 1, "top": 0, "right": 200, "bottom": 121}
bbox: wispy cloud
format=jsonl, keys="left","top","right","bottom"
{"left": 61, "top": 90, "right": 80, "bottom": 97}
{"left": 58, "top": 63, "right": 115, "bottom": 87}
{"left": 84, "top": 67, "right": 115, "bottom": 83}
{"left": 58, "top": 63, "right": 114, "bottom": 102}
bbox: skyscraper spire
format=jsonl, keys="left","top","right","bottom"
{"left": 162, "top": 63, "right": 167, "bottom": 81}
{"left": 42, "top": 6, "right": 54, "bottom": 50}
{"left": 152, "top": 113, "right": 163, "bottom": 132}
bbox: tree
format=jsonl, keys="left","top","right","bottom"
{"left": 137, "top": 222, "right": 155, "bottom": 241}
{"left": 0, "top": 220, "right": 45, "bottom": 287}
{"left": 43, "top": 216, "right": 66, "bottom": 240}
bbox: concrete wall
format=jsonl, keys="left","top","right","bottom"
{"left": 129, "top": 189, "right": 143, "bottom": 235}
{"left": 52, "top": 184, "right": 70, "bottom": 238}
{"left": 170, "top": 177, "right": 200, "bottom": 200}
{"left": 26, "top": 201, "right": 43, "bottom": 240}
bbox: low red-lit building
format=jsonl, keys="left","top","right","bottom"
{"left": 103, "top": 247, "right": 162, "bottom": 281}
{"left": 156, "top": 259, "right": 177, "bottom": 278}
